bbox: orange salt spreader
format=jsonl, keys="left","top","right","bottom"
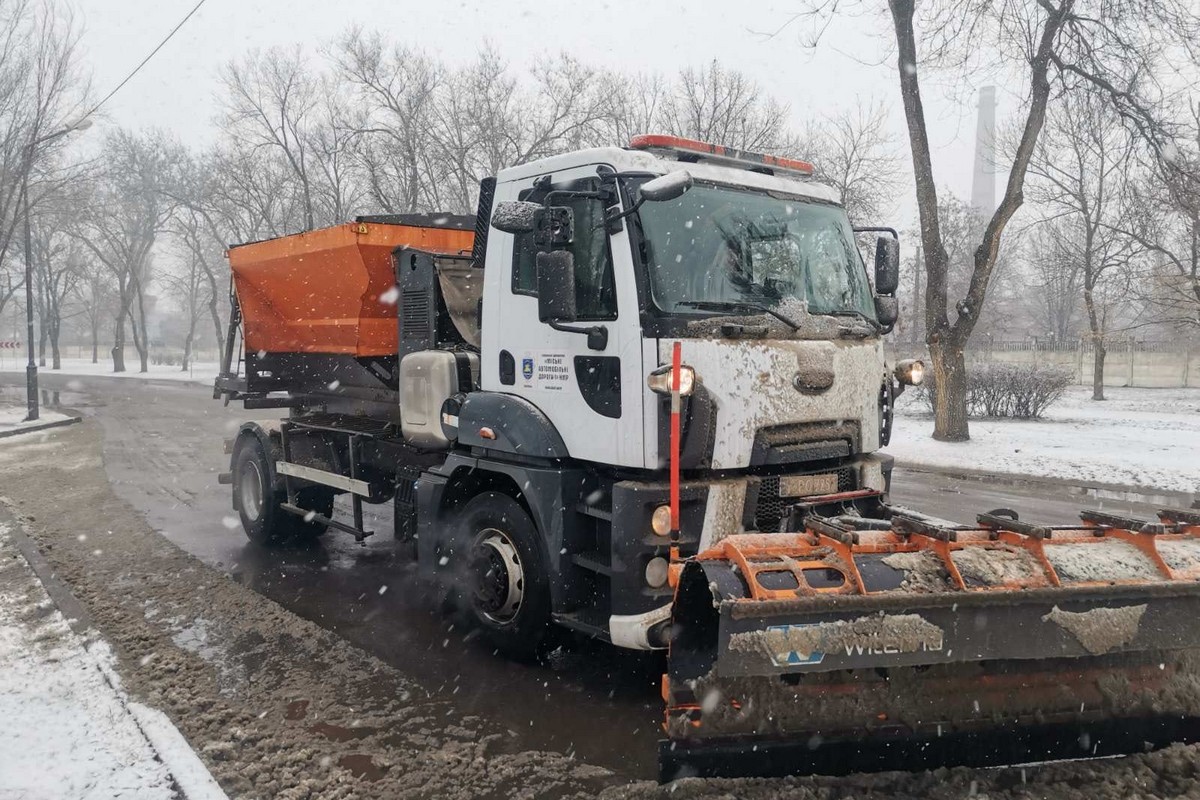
{"left": 227, "top": 215, "right": 474, "bottom": 359}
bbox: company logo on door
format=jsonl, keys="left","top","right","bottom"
{"left": 520, "top": 351, "right": 570, "bottom": 391}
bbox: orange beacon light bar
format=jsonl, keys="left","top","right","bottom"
{"left": 628, "top": 133, "right": 815, "bottom": 178}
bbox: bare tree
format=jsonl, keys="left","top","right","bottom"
{"left": 1028, "top": 89, "right": 1140, "bottom": 399}
{"left": 331, "top": 30, "right": 444, "bottom": 214}
{"left": 0, "top": 0, "right": 88, "bottom": 322}
{"left": 658, "top": 60, "right": 800, "bottom": 154}
{"left": 804, "top": 100, "right": 902, "bottom": 224}
{"left": 221, "top": 47, "right": 364, "bottom": 232}
{"left": 798, "top": 0, "right": 1200, "bottom": 439}
{"left": 1114, "top": 100, "right": 1200, "bottom": 332}
{"left": 1024, "top": 219, "right": 1083, "bottom": 341}
{"left": 71, "top": 256, "right": 113, "bottom": 363}
{"left": 77, "top": 129, "right": 183, "bottom": 372}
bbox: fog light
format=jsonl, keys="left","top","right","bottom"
{"left": 647, "top": 364, "right": 695, "bottom": 396}
{"left": 894, "top": 359, "right": 924, "bottom": 386}
{"left": 651, "top": 505, "right": 673, "bottom": 536}
{"left": 645, "top": 557, "right": 669, "bottom": 588}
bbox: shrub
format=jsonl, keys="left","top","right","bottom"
{"left": 913, "top": 362, "right": 1072, "bottom": 419}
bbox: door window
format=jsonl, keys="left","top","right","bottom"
{"left": 511, "top": 182, "right": 618, "bottom": 321}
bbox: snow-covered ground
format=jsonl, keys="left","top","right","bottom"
{"left": 0, "top": 356, "right": 218, "bottom": 385}
{"left": 885, "top": 386, "right": 1200, "bottom": 494}
{"left": 0, "top": 522, "right": 226, "bottom": 799}
{"left": 0, "top": 404, "right": 73, "bottom": 436}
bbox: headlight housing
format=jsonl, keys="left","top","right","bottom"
{"left": 894, "top": 359, "right": 924, "bottom": 386}
{"left": 647, "top": 364, "right": 696, "bottom": 396}
{"left": 651, "top": 504, "right": 673, "bottom": 536}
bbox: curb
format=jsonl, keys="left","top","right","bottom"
{"left": 0, "top": 413, "right": 81, "bottom": 439}
{"left": 0, "top": 501, "right": 229, "bottom": 800}
{"left": 894, "top": 461, "right": 1198, "bottom": 509}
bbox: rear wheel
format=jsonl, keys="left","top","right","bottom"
{"left": 454, "top": 492, "right": 551, "bottom": 659}
{"left": 232, "top": 435, "right": 335, "bottom": 545}
{"left": 233, "top": 435, "right": 290, "bottom": 546}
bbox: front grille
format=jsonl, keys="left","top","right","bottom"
{"left": 753, "top": 469, "right": 856, "bottom": 532}
{"left": 750, "top": 421, "right": 860, "bottom": 467}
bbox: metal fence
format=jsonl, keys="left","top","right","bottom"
{"left": 891, "top": 341, "right": 1200, "bottom": 389}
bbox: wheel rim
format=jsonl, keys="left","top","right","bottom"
{"left": 470, "top": 527, "right": 525, "bottom": 625}
{"left": 240, "top": 460, "right": 264, "bottom": 522}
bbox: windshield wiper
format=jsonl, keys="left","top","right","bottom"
{"left": 822, "top": 308, "right": 882, "bottom": 333}
{"left": 675, "top": 300, "right": 801, "bottom": 331}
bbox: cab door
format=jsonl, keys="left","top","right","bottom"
{"left": 480, "top": 164, "right": 645, "bottom": 468}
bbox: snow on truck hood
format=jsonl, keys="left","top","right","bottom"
{"left": 496, "top": 146, "right": 841, "bottom": 206}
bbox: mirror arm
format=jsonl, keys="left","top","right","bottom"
{"left": 604, "top": 196, "right": 645, "bottom": 229}
{"left": 547, "top": 320, "right": 608, "bottom": 351}
{"left": 853, "top": 225, "right": 899, "bottom": 240}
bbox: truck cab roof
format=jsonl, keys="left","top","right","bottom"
{"left": 495, "top": 144, "right": 841, "bottom": 206}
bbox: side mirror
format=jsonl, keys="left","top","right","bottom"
{"left": 874, "top": 235, "right": 900, "bottom": 295}
{"left": 640, "top": 170, "right": 693, "bottom": 203}
{"left": 536, "top": 250, "right": 577, "bottom": 323}
{"left": 491, "top": 200, "right": 542, "bottom": 234}
{"left": 874, "top": 295, "right": 898, "bottom": 330}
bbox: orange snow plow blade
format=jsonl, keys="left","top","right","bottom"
{"left": 661, "top": 497, "right": 1200, "bottom": 780}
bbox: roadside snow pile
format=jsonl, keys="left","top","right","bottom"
{"left": 0, "top": 356, "right": 218, "bottom": 385}
{"left": 0, "top": 522, "right": 225, "bottom": 799}
{"left": 0, "top": 404, "right": 72, "bottom": 436}
{"left": 886, "top": 386, "right": 1200, "bottom": 494}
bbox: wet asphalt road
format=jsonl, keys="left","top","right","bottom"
{"left": 0, "top": 371, "right": 1174, "bottom": 780}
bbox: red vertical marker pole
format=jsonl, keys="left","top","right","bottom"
{"left": 669, "top": 341, "right": 682, "bottom": 559}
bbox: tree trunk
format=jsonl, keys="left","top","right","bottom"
{"left": 182, "top": 323, "right": 194, "bottom": 372}
{"left": 38, "top": 324, "right": 46, "bottom": 367}
{"left": 132, "top": 283, "right": 150, "bottom": 373}
{"left": 1083, "top": 281, "right": 1105, "bottom": 401}
{"left": 929, "top": 338, "right": 971, "bottom": 441}
{"left": 90, "top": 317, "right": 99, "bottom": 363}
{"left": 112, "top": 314, "right": 126, "bottom": 373}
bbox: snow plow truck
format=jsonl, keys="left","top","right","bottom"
{"left": 215, "top": 134, "right": 1200, "bottom": 781}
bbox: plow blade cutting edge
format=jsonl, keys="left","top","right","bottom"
{"left": 660, "top": 502, "right": 1200, "bottom": 781}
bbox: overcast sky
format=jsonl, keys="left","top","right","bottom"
{"left": 68, "top": 0, "right": 1010, "bottom": 227}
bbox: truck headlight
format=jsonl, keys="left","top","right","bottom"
{"left": 651, "top": 504, "right": 672, "bottom": 536}
{"left": 894, "top": 359, "right": 924, "bottom": 386}
{"left": 647, "top": 364, "right": 696, "bottom": 396}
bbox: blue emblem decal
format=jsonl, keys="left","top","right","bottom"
{"left": 521, "top": 357, "right": 534, "bottom": 381}
{"left": 764, "top": 624, "right": 825, "bottom": 666}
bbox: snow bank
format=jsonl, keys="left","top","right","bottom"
{"left": 0, "top": 522, "right": 227, "bottom": 799}
{"left": 0, "top": 356, "right": 219, "bottom": 385}
{"left": 886, "top": 386, "right": 1200, "bottom": 494}
{"left": 0, "top": 405, "right": 73, "bottom": 435}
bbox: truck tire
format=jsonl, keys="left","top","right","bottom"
{"left": 232, "top": 435, "right": 291, "bottom": 546}
{"left": 455, "top": 492, "right": 552, "bottom": 659}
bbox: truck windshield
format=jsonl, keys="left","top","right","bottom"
{"left": 632, "top": 181, "right": 876, "bottom": 323}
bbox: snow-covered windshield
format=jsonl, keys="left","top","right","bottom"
{"left": 632, "top": 181, "right": 876, "bottom": 322}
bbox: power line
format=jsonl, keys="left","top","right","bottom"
{"left": 81, "top": 0, "right": 208, "bottom": 122}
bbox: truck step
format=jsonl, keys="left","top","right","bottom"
{"left": 574, "top": 502, "right": 613, "bottom": 522}
{"left": 570, "top": 551, "right": 613, "bottom": 576}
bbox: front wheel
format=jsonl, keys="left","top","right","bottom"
{"left": 453, "top": 492, "right": 552, "bottom": 659}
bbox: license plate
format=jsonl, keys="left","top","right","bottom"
{"left": 778, "top": 473, "right": 839, "bottom": 498}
